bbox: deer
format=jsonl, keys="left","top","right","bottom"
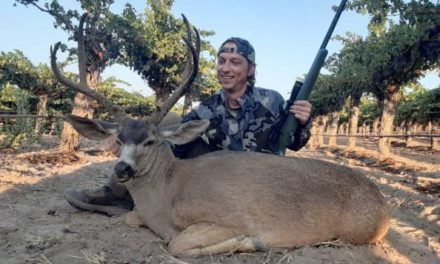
{"left": 51, "top": 14, "right": 390, "bottom": 257}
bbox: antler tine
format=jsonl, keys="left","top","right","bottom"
{"left": 148, "top": 14, "right": 200, "bottom": 125}
{"left": 50, "top": 12, "right": 126, "bottom": 122}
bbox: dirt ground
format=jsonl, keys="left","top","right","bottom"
{"left": 0, "top": 136, "right": 439, "bottom": 264}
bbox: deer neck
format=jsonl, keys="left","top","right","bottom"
{"left": 126, "top": 142, "right": 175, "bottom": 192}
{"left": 149, "top": 142, "right": 176, "bottom": 182}
{"left": 124, "top": 143, "right": 178, "bottom": 241}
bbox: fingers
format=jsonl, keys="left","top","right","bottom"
{"left": 292, "top": 100, "right": 312, "bottom": 108}
{"left": 289, "top": 100, "right": 312, "bottom": 125}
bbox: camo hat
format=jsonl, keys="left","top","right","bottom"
{"left": 218, "top": 37, "right": 256, "bottom": 65}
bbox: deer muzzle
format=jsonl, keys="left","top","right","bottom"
{"left": 114, "top": 161, "right": 136, "bottom": 183}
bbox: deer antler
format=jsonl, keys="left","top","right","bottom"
{"left": 51, "top": 13, "right": 199, "bottom": 125}
{"left": 148, "top": 14, "right": 201, "bottom": 125}
{"left": 50, "top": 12, "right": 126, "bottom": 121}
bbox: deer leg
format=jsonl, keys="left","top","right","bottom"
{"left": 183, "top": 235, "right": 268, "bottom": 256}
{"left": 168, "top": 223, "right": 267, "bottom": 256}
{"left": 124, "top": 208, "right": 144, "bottom": 226}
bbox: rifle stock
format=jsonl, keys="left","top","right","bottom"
{"left": 276, "top": 0, "right": 347, "bottom": 156}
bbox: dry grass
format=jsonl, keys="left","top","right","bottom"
{"left": 36, "top": 254, "right": 53, "bottom": 264}
{"left": 67, "top": 249, "right": 106, "bottom": 264}
{"left": 159, "top": 244, "right": 192, "bottom": 264}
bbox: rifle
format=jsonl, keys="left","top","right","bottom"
{"left": 275, "top": 0, "right": 348, "bottom": 156}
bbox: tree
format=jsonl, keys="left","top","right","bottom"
{"left": 347, "top": 0, "right": 440, "bottom": 157}
{"left": 396, "top": 86, "right": 439, "bottom": 126}
{"left": 358, "top": 95, "right": 382, "bottom": 131}
{"left": 326, "top": 33, "right": 371, "bottom": 148}
{"left": 15, "top": 0, "right": 218, "bottom": 152}
{"left": 112, "top": 0, "right": 219, "bottom": 111}
{"left": 309, "top": 74, "right": 345, "bottom": 147}
{"left": 0, "top": 50, "right": 70, "bottom": 133}
{"left": 33, "top": 63, "right": 74, "bottom": 133}
{"left": 15, "top": 0, "right": 125, "bottom": 151}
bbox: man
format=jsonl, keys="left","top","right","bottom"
{"left": 64, "top": 37, "right": 312, "bottom": 216}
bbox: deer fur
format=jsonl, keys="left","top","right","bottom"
{"left": 66, "top": 115, "right": 390, "bottom": 257}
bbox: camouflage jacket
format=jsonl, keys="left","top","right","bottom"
{"left": 179, "top": 86, "right": 311, "bottom": 155}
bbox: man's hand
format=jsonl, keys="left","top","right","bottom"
{"left": 289, "top": 100, "right": 312, "bottom": 125}
{"left": 105, "top": 134, "right": 121, "bottom": 157}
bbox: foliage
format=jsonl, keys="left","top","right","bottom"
{"left": 324, "top": 0, "right": 439, "bottom": 110}
{"left": 0, "top": 50, "right": 75, "bottom": 114}
{"left": 112, "top": 0, "right": 220, "bottom": 100}
{"left": 97, "top": 76, "right": 186, "bottom": 118}
{"left": 0, "top": 88, "right": 38, "bottom": 148}
{"left": 15, "top": 0, "right": 119, "bottom": 75}
{"left": 346, "top": 0, "right": 440, "bottom": 91}
{"left": 359, "top": 95, "right": 382, "bottom": 126}
{"left": 0, "top": 50, "right": 38, "bottom": 91}
{"left": 0, "top": 84, "right": 20, "bottom": 111}
{"left": 395, "top": 87, "right": 440, "bottom": 124}
{"left": 326, "top": 33, "right": 371, "bottom": 99}
{"left": 0, "top": 84, "right": 38, "bottom": 115}
{"left": 15, "top": 0, "right": 220, "bottom": 104}
{"left": 96, "top": 77, "right": 156, "bottom": 118}
{"left": 418, "top": 87, "right": 440, "bottom": 123}
{"left": 309, "top": 74, "right": 345, "bottom": 117}
{"left": 192, "top": 56, "right": 221, "bottom": 101}
{"left": 400, "top": 82, "right": 427, "bottom": 101}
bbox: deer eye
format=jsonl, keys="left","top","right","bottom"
{"left": 143, "top": 140, "right": 154, "bottom": 147}
{"left": 116, "top": 139, "right": 122, "bottom": 146}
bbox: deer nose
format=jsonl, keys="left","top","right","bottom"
{"left": 114, "top": 161, "right": 135, "bottom": 183}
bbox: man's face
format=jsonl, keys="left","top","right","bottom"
{"left": 216, "top": 42, "right": 255, "bottom": 93}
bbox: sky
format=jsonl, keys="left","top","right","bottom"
{"left": 1, "top": 0, "right": 438, "bottom": 99}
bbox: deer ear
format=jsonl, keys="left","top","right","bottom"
{"left": 65, "top": 114, "right": 119, "bottom": 141}
{"left": 159, "top": 119, "right": 210, "bottom": 145}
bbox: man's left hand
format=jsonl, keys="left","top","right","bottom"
{"left": 289, "top": 100, "right": 312, "bottom": 125}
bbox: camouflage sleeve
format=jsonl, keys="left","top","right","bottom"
{"left": 181, "top": 109, "right": 201, "bottom": 123}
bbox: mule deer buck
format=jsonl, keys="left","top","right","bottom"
{"left": 51, "top": 14, "right": 390, "bottom": 257}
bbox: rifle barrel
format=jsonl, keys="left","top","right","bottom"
{"left": 275, "top": 0, "right": 348, "bottom": 156}
{"left": 320, "top": 0, "right": 348, "bottom": 50}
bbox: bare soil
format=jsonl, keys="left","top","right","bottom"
{"left": 0, "top": 136, "right": 439, "bottom": 264}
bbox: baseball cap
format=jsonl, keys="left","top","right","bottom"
{"left": 218, "top": 37, "right": 256, "bottom": 65}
